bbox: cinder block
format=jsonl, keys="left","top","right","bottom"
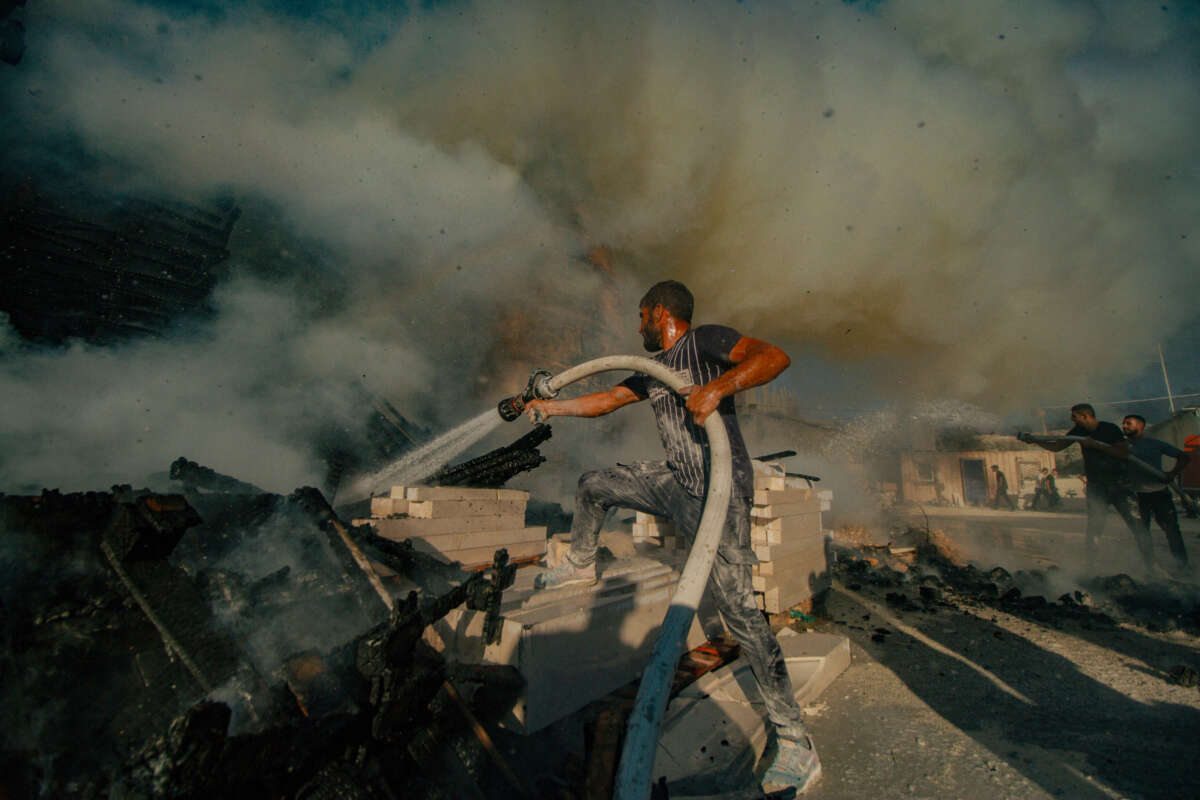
{"left": 751, "top": 512, "right": 820, "bottom": 545}
{"left": 652, "top": 630, "right": 850, "bottom": 783}
{"left": 752, "top": 523, "right": 823, "bottom": 561}
{"left": 407, "top": 498, "right": 526, "bottom": 519}
{"left": 421, "top": 537, "right": 546, "bottom": 569}
{"left": 752, "top": 561, "right": 825, "bottom": 593}
{"left": 753, "top": 462, "right": 787, "bottom": 492}
{"left": 751, "top": 501, "right": 820, "bottom": 520}
{"left": 369, "top": 514, "right": 526, "bottom": 540}
{"left": 407, "top": 526, "right": 547, "bottom": 558}
{"left": 752, "top": 487, "right": 817, "bottom": 508}
{"left": 428, "top": 557, "right": 709, "bottom": 734}
{"left": 406, "top": 486, "right": 498, "bottom": 501}
{"left": 370, "top": 497, "right": 408, "bottom": 517}
{"left": 757, "top": 568, "right": 830, "bottom": 613}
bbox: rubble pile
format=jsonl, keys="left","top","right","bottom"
{"left": 0, "top": 474, "right": 530, "bottom": 799}
{"left": 829, "top": 527, "right": 1200, "bottom": 636}
{"left": 425, "top": 424, "right": 552, "bottom": 489}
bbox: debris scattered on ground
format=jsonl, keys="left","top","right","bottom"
{"left": 0, "top": 479, "right": 535, "bottom": 799}
{"left": 828, "top": 526, "right": 1200, "bottom": 637}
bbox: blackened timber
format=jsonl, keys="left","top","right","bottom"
{"left": 170, "top": 456, "right": 265, "bottom": 494}
{"left": 348, "top": 524, "right": 515, "bottom": 645}
{"left": 284, "top": 650, "right": 359, "bottom": 720}
{"left": 288, "top": 487, "right": 393, "bottom": 617}
{"left": 426, "top": 423, "right": 552, "bottom": 488}
{"left": 2, "top": 481, "right": 530, "bottom": 799}
{"left": 100, "top": 489, "right": 243, "bottom": 694}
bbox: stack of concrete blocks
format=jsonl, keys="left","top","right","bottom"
{"left": 632, "top": 511, "right": 685, "bottom": 552}
{"left": 426, "top": 554, "right": 710, "bottom": 733}
{"left": 750, "top": 464, "right": 829, "bottom": 614}
{"left": 359, "top": 486, "right": 547, "bottom": 569}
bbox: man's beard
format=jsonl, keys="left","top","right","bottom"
{"left": 641, "top": 324, "right": 663, "bottom": 352}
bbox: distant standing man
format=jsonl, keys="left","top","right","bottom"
{"left": 1022, "top": 404, "right": 1151, "bottom": 572}
{"left": 990, "top": 465, "right": 1015, "bottom": 510}
{"left": 1122, "top": 414, "right": 1191, "bottom": 575}
{"left": 524, "top": 280, "right": 820, "bottom": 793}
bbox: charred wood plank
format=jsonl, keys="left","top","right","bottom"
{"left": 169, "top": 456, "right": 265, "bottom": 494}
{"left": 426, "top": 424, "right": 552, "bottom": 488}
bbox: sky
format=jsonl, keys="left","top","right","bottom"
{"left": 1, "top": 0, "right": 1198, "bottom": 493}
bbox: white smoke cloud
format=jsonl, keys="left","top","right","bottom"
{"left": 0, "top": 279, "right": 430, "bottom": 492}
{"left": 2, "top": 0, "right": 1198, "bottom": 493}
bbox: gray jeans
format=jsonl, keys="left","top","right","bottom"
{"left": 567, "top": 461, "right": 808, "bottom": 738}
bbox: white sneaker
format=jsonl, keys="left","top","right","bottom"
{"left": 534, "top": 560, "right": 597, "bottom": 590}
{"left": 762, "top": 734, "right": 822, "bottom": 794}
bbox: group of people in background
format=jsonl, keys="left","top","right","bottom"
{"left": 1019, "top": 404, "right": 1192, "bottom": 577}
{"left": 989, "top": 465, "right": 1060, "bottom": 510}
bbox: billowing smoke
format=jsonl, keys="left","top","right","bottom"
{"left": 2, "top": 0, "right": 1197, "bottom": 493}
{"left": 366, "top": 0, "right": 1199, "bottom": 403}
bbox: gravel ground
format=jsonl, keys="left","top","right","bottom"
{"left": 793, "top": 571, "right": 1200, "bottom": 800}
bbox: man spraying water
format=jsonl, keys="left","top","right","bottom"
{"left": 523, "top": 280, "right": 821, "bottom": 793}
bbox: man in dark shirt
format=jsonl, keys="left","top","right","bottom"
{"left": 990, "top": 465, "right": 1015, "bottom": 510}
{"left": 1122, "top": 414, "right": 1191, "bottom": 575}
{"left": 524, "top": 280, "right": 820, "bottom": 793}
{"left": 1023, "top": 404, "right": 1151, "bottom": 572}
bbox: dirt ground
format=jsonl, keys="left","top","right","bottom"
{"left": 791, "top": 512, "right": 1200, "bottom": 800}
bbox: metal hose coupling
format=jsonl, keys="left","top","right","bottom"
{"left": 497, "top": 368, "right": 556, "bottom": 422}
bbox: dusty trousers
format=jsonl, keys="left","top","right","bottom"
{"left": 1085, "top": 482, "right": 1152, "bottom": 569}
{"left": 1137, "top": 489, "right": 1188, "bottom": 567}
{"left": 566, "top": 461, "right": 809, "bottom": 739}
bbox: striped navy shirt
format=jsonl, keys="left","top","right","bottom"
{"left": 621, "top": 325, "right": 754, "bottom": 498}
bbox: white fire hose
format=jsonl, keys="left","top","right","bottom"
{"left": 1023, "top": 434, "right": 1197, "bottom": 514}
{"left": 529, "top": 356, "right": 732, "bottom": 800}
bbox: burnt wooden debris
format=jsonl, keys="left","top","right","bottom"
{"left": 0, "top": 471, "right": 526, "bottom": 799}
{"left": 169, "top": 457, "right": 266, "bottom": 495}
{"left": 426, "top": 423, "right": 552, "bottom": 488}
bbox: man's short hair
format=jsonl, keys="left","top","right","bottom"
{"left": 1070, "top": 403, "right": 1096, "bottom": 416}
{"left": 639, "top": 281, "right": 694, "bottom": 323}
{"left": 1124, "top": 414, "right": 1146, "bottom": 425}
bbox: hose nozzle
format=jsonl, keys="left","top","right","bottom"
{"left": 497, "top": 368, "right": 555, "bottom": 422}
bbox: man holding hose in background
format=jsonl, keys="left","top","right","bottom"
{"left": 1122, "top": 414, "right": 1191, "bottom": 576}
{"left": 524, "top": 280, "right": 820, "bottom": 793}
{"left": 1022, "top": 403, "right": 1151, "bottom": 573}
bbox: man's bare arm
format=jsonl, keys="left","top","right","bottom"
{"left": 525, "top": 385, "right": 641, "bottom": 422}
{"left": 684, "top": 336, "right": 791, "bottom": 425}
{"left": 1168, "top": 451, "right": 1192, "bottom": 477}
